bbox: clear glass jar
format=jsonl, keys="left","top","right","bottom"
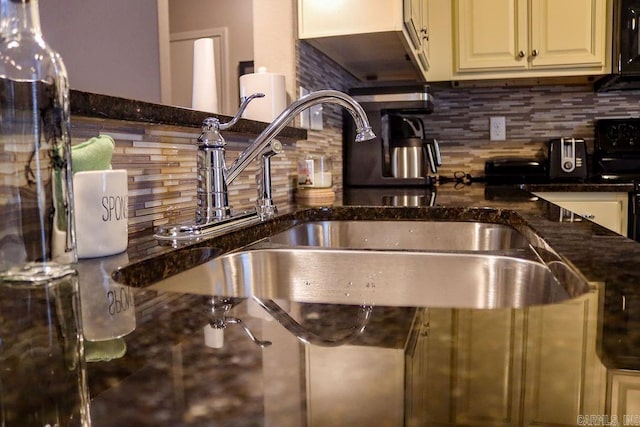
{"left": 297, "top": 155, "right": 333, "bottom": 188}
{"left": 0, "top": 0, "right": 76, "bottom": 280}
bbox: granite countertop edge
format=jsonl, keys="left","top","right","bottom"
{"left": 524, "top": 182, "right": 635, "bottom": 192}
{"left": 69, "top": 90, "right": 308, "bottom": 140}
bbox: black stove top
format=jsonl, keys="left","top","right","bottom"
{"left": 594, "top": 118, "right": 640, "bottom": 182}
{"left": 594, "top": 172, "right": 640, "bottom": 183}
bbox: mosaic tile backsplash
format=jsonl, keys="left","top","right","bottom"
{"left": 422, "top": 83, "right": 640, "bottom": 178}
{"left": 70, "top": 117, "right": 298, "bottom": 245}
{"left": 68, "top": 40, "right": 640, "bottom": 243}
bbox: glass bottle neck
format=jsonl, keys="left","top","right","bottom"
{"left": 1, "top": 0, "right": 42, "bottom": 38}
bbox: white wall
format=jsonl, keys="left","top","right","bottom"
{"left": 38, "top": 0, "right": 254, "bottom": 109}
{"left": 40, "top": 0, "right": 162, "bottom": 103}
{"left": 253, "top": 0, "right": 296, "bottom": 105}
{"left": 169, "top": 0, "right": 253, "bottom": 111}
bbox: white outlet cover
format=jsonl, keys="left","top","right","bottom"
{"left": 490, "top": 116, "right": 506, "bottom": 141}
{"left": 310, "top": 104, "right": 323, "bottom": 131}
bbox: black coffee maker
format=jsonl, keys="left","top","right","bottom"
{"left": 344, "top": 84, "right": 437, "bottom": 187}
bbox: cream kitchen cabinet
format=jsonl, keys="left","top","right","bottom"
{"left": 404, "top": 0, "right": 430, "bottom": 73}
{"left": 409, "top": 292, "right": 605, "bottom": 426}
{"left": 297, "top": 0, "right": 429, "bottom": 81}
{"left": 534, "top": 192, "right": 629, "bottom": 235}
{"left": 306, "top": 344, "right": 405, "bottom": 426}
{"left": 410, "top": 308, "right": 527, "bottom": 426}
{"left": 451, "top": 309, "right": 526, "bottom": 426}
{"left": 523, "top": 290, "right": 606, "bottom": 426}
{"left": 427, "top": 0, "right": 609, "bottom": 81}
{"left": 608, "top": 370, "right": 640, "bottom": 419}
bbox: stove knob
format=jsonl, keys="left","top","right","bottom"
{"left": 629, "top": 123, "right": 639, "bottom": 146}
{"left": 606, "top": 126, "right": 620, "bottom": 146}
{"left": 620, "top": 124, "right": 632, "bottom": 146}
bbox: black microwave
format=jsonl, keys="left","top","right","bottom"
{"left": 595, "top": 0, "right": 640, "bottom": 91}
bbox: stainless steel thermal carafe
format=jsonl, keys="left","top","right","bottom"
{"left": 391, "top": 138, "right": 427, "bottom": 178}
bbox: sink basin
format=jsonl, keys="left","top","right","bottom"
{"left": 148, "top": 248, "right": 585, "bottom": 309}
{"left": 265, "top": 220, "right": 530, "bottom": 251}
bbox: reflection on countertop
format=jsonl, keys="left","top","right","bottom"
{"left": 4, "top": 183, "right": 640, "bottom": 426}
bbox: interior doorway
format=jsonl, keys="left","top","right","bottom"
{"left": 168, "top": 28, "right": 229, "bottom": 114}
{"left": 157, "top": 0, "right": 252, "bottom": 115}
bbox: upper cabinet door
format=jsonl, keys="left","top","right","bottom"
{"left": 405, "top": 0, "right": 424, "bottom": 49}
{"left": 405, "top": 0, "right": 431, "bottom": 72}
{"left": 455, "top": 0, "right": 528, "bottom": 72}
{"left": 529, "top": 0, "right": 606, "bottom": 68}
{"left": 451, "top": 0, "right": 608, "bottom": 78}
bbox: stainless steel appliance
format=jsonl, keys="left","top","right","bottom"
{"left": 391, "top": 137, "right": 427, "bottom": 178}
{"left": 344, "top": 84, "right": 437, "bottom": 186}
{"left": 595, "top": 0, "right": 640, "bottom": 91}
{"left": 389, "top": 115, "right": 432, "bottom": 178}
{"left": 548, "top": 137, "right": 588, "bottom": 181}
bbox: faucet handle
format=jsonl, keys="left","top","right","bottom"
{"left": 197, "top": 93, "right": 266, "bottom": 146}
{"left": 219, "top": 92, "right": 265, "bottom": 130}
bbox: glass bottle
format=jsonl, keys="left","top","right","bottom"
{"left": 0, "top": 0, "right": 76, "bottom": 279}
{"left": 0, "top": 1, "right": 89, "bottom": 426}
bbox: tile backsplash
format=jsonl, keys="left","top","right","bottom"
{"left": 421, "top": 83, "right": 640, "bottom": 178}
{"left": 70, "top": 117, "right": 297, "bottom": 240}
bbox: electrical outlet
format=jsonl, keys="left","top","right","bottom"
{"left": 490, "top": 116, "right": 506, "bottom": 141}
{"left": 309, "top": 104, "right": 323, "bottom": 131}
{"left": 298, "top": 86, "right": 323, "bottom": 130}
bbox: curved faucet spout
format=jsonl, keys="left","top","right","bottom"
{"left": 226, "top": 89, "right": 375, "bottom": 184}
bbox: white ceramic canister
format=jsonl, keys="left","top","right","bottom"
{"left": 73, "top": 169, "right": 128, "bottom": 258}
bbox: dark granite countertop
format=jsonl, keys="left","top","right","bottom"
{"left": 70, "top": 90, "right": 307, "bottom": 140}
{"left": 525, "top": 182, "right": 635, "bottom": 192}
{"left": 6, "top": 183, "right": 640, "bottom": 426}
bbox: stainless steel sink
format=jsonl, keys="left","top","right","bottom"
{"left": 149, "top": 248, "right": 585, "bottom": 309}
{"left": 265, "top": 220, "right": 530, "bottom": 251}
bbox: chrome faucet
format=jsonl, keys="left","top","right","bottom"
{"left": 155, "top": 89, "right": 375, "bottom": 240}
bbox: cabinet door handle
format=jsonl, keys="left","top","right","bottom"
{"left": 531, "top": 49, "right": 539, "bottom": 57}
{"left": 518, "top": 50, "right": 526, "bottom": 58}
{"left": 421, "top": 27, "right": 429, "bottom": 41}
